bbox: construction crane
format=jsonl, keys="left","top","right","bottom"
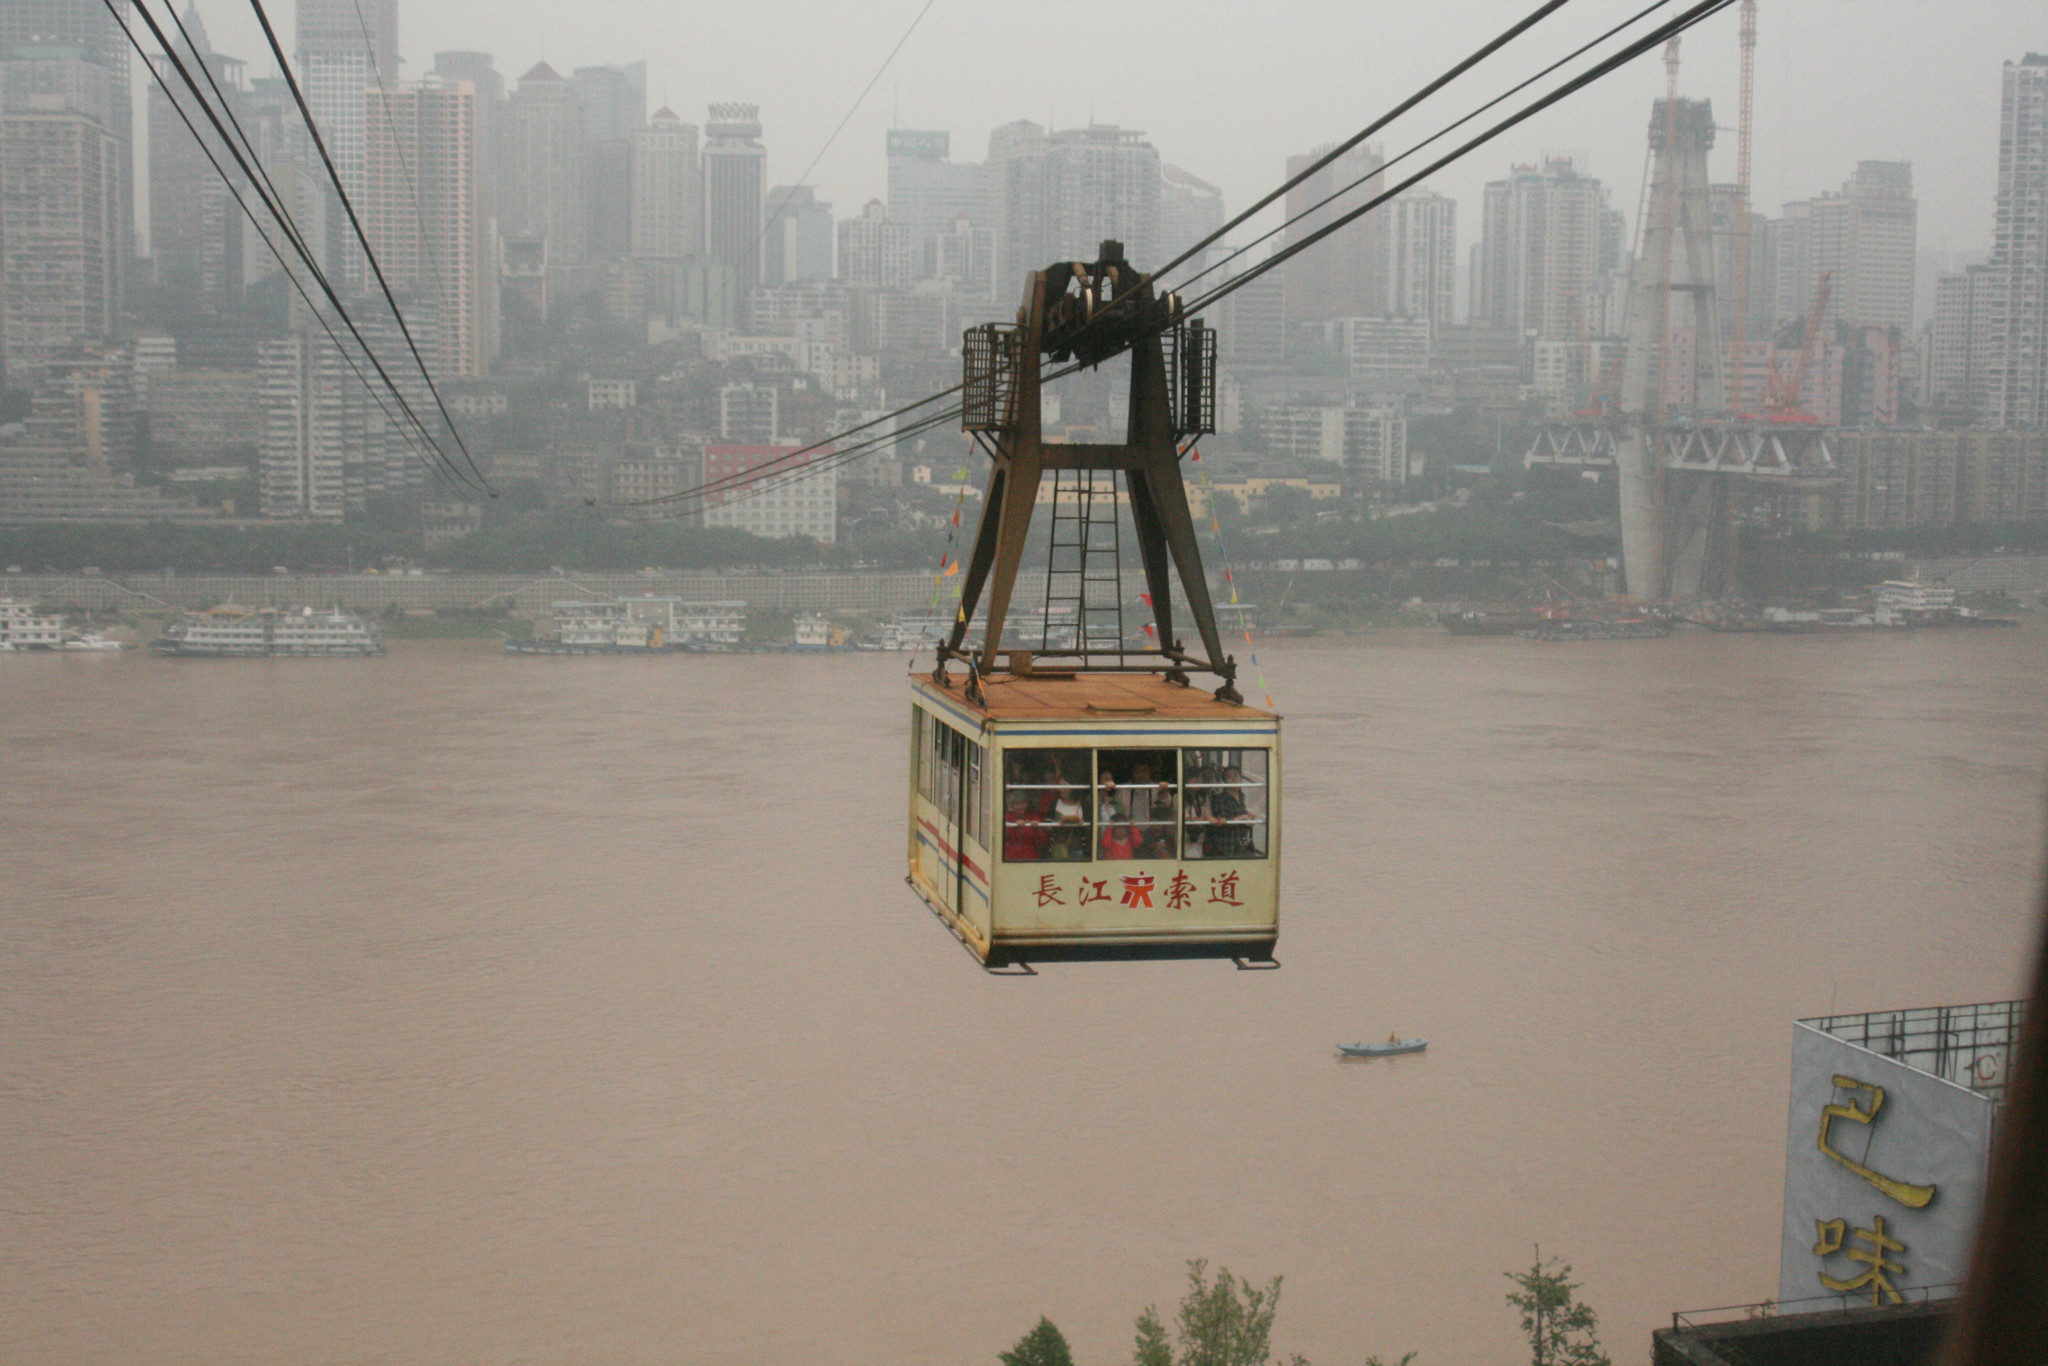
{"left": 1720, "top": 0, "right": 1757, "bottom": 597}
{"left": 1759, "top": 270, "right": 1833, "bottom": 422}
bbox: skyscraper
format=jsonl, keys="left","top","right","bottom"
{"left": 1476, "top": 157, "right": 1616, "bottom": 343}
{"left": 295, "top": 0, "right": 396, "bottom": 284}
{"left": 1805, "top": 161, "right": 1918, "bottom": 331}
{"left": 837, "top": 200, "right": 914, "bottom": 288}
{"left": 501, "top": 63, "right": 587, "bottom": 266}
{"left": 363, "top": 75, "right": 482, "bottom": 376}
{"left": 0, "top": 53, "right": 121, "bottom": 380}
{"left": 764, "top": 184, "right": 832, "bottom": 285}
{"left": 571, "top": 64, "right": 645, "bottom": 262}
{"left": 147, "top": 8, "right": 247, "bottom": 309}
{"left": 1985, "top": 54, "right": 2048, "bottom": 427}
{"left": 984, "top": 122, "right": 1160, "bottom": 290}
{"left": 630, "top": 108, "right": 699, "bottom": 260}
{"left": 702, "top": 103, "right": 767, "bottom": 286}
{"left": 885, "top": 129, "right": 983, "bottom": 257}
{"left": 1282, "top": 141, "right": 1384, "bottom": 322}
{"left": 0, "top": 0, "right": 132, "bottom": 278}
{"left": 1378, "top": 189, "right": 1457, "bottom": 329}
{"left": 1158, "top": 164, "right": 1224, "bottom": 268}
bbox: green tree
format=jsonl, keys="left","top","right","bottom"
{"left": 1001, "top": 1317, "right": 1076, "bottom": 1366}
{"left": 1133, "top": 1260, "right": 1305, "bottom": 1366}
{"left": 1505, "top": 1250, "right": 1609, "bottom": 1366}
{"left": 1133, "top": 1305, "right": 1173, "bottom": 1366}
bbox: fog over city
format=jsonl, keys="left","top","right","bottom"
{"left": 168, "top": 0, "right": 2042, "bottom": 268}
{"left": 7, "top": 0, "right": 2048, "bottom": 1363}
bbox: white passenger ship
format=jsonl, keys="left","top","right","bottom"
{"left": 155, "top": 605, "right": 385, "bottom": 657}
{"left": 0, "top": 598, "right": 66, "bottom": 650}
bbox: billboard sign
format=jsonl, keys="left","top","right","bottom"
{"left": 1778, "top": 1022, "right": 1998, "bottom": 1307}
{"left": 887, "top": 129, "right": 949, "bottom": 159}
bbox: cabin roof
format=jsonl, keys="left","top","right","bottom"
{"left": 920, "top": 671, "right": 1277, "bottom": 724}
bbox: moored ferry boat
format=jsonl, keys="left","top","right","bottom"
{"left": 0, "top": 597, "right": 66, "bottom": 650}
{"left": 155, "top": 605, "right": 385, "bottom": 657}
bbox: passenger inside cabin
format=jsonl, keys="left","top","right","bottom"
{"left": 1143, "top": 782, "right": 1178, "bottom": 858}
{"left": 1049, "top": 781, "right": 1090, "bottom": 859}
{"left": 1126, "top": 762, "right": 1154, "bottom": 824}
{"left": 1097, "top": 774, "right": 1129, "bottom": 823}
{"left": 1003, "top": 792, "right": 1048, "bottom": 862}
{"left": 1204, "top": 765, "right": 1250, "bottom": 858}
{"left": 1099, "top": 818, "right": 1144, "bottom": 861}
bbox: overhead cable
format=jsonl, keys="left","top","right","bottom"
{"left": 109, "top": 0, "right": 476, "bottom": 490}
{"left": 244, "top": 0, "right": 495, "bottom": 494}
{"left": 1165, "top": 0, "right": 1682, "bottom": 303}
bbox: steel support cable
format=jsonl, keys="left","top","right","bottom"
{"left": 125, "top": 0, "right": 474, "bottom": 489}
{"left": 1162, "top": 0, "right": 1681, "bottom": 304}
{"left": 612, "top": 0, "right": 1730, "bottom": 518}
{"left": 616, "top": 0, "right": 1626, "bottom": 515}
{"left": 152, "top": 0, "right": 467, "bottom": 489}
{"left": 244, "top": 0, "right": 495, "bottom": 495}
{"left": 155, "top": 1, "right": 324, "bottom": 289}
{"left": 711, "top": 0, "right": 938, "bottom": 314}
{"left": 601, "top": 381, "right": 965, "bottom": 509}
{"left": 627, "top": 403, "right": 967, "bottom": 520}
{"left": 350, "top": 0, "right": 452, "bottom": 339}
{"left": 653, "top": 402, "right": 966, "bottom": 517}
{"left": 1050, "top": 0, "right": 1576, "bottom": 359}
{"left": 1177, "top": 0, "right": 1738, "bottom": 323}
{"left": 107, "top": 0, "right": 474, "bottom": 490}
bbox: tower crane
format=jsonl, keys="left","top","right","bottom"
{"left": 1761, "top": 270, "right": 1833, "bottom": 422}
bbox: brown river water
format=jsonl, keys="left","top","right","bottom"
{"left": 3, "top": 628, "right": 2045, "bottom": 1365}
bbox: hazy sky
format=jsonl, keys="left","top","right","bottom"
{"left": 187, "top": 0, "right": 2040, "bottom": 284}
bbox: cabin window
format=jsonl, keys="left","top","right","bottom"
{"left": 1095, "top": 748, "right": 1179, "bottom": 860}
{"left": 1001, "top": 748, "right": 1092, "bottom": 862}
{"left": 1183, "top": 748, "right": 1269, "bottom": 860}
{"left": 963, "top": 738, "right": 986, "bottom": 848}
{"left": 913, "top": 709, "right": 932, "bottom": 802}
{"left": 915, "top": 709, "right": 988, "bottom": 847}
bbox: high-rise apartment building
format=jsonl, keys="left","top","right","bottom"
{"left": 631, "top": 108, "right": 699, "bottom": 260}
{"left": 703, "top": 103, "right": 767, "bottom": 286}
{"left": 928, "top": 214, "right": 996, "bottom": 302}
{"left": 1708, "top": 182, "right": 1774, "bottom": 344}
{"left": 295, "top": 0, "right": 396, "bottom": 284}
{"left": 1475, "top": 157, "right": 1617, "bottom": 343}
{"left": 837, "top": 200, "right": 915, "bottom": 289}
{"left": 0, "top": 53, "right": 121, "bottom": 381}
{"left": 571, "top": 64, "right": 644, "bottom": 262}
{"left": 501, "top": 62, "right": 587, "bottom": 266}
{"left": 1984, "top": 54, "right": 2048, "bottom": 427}
{"left": 885, "top": 129, "right": 983, "bottom": 255}
{"left": 363, "top": 75, "right": 484, "bottom": 377}
{"left": 430, "top": 51, "right": 502, "bottom": 364}
{"left": 147, "top": 12, "right": 247, "bottom": 310}
{"left": 0, "top": 0, "right": 132, "bottom": 277}
{"left": 259, "top": 308, "right": 432, "bottom": 519}
{"left": 1282, "top": 141, "right": 1384, "bottom": 322}
{"left": 1805, "top": 161, "right": 1917, "bottom": 331}
{"left": 985, "top": 121, "right": 1161, "bottom": 290}
{"left": 1159, "top": 164, "right": 1224, "bottom": 268}
{"left": 569, "top": 62, "right": 646, "bottom": 143}
{"left": 1378, "top": 189, "right": 1457, "bottom": 329}
{"left": 764, "top": 184, "right": 832, "bottom": 285}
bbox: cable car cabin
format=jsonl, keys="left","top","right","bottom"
{"left": 908, "top": 671, "right": 1280, "bottom": 967}
{"left": 912, "top": 240, "right": 1272, "bottom": 967}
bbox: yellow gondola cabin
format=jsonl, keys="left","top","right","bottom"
{"left": 910, "top": 240, "right": 1280, "bottom": 968}
{"left": 908, "top": 671, "right": 1280, "bottom": 967}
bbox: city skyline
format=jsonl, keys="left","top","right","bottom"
{"left": 163, "top": 0, "right": 2039, "bottom": 275}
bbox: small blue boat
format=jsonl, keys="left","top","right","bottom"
{"left": 1339, "top": 1036, "right": 1427, "bottom": 1058}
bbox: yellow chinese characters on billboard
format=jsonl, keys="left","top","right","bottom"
{"left": 1778, "top": 1023, "right": 1999, "bottom": 1307}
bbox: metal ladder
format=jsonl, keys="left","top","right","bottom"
{"left": 1040, "top": 469, "right": 1127, "bottom": 665}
